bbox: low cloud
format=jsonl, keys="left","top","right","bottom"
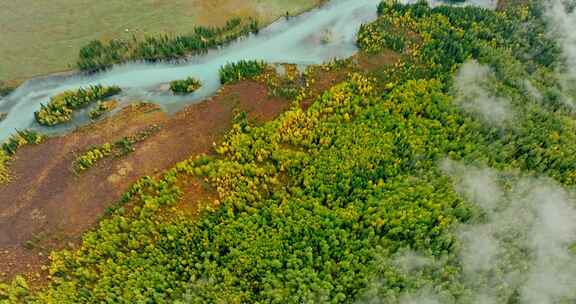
{"left": 391, "top": 249, "right": 433, "bottom": 273}
{"left": 444, "top": 160, "right": 576, "bottom": 304}
{"left": 441, "top": 160, "right": 503, "bottom": 212}
{"left": 545, "top": 0, "right": 576, "bottom": 80}
{"left": 359, "top": 161, "right": 576, "bottom": 303}
{"left": 398, "top": 289, "right": 447, "bottom": 304}
{"left": 522, "top": 80, "right": 543, "bottom": 102}
{"left": 545, "top": 0, "right": 576, "bottom": 108}
{"left": 454, "top": 60, "right": 515, "bottom": 125}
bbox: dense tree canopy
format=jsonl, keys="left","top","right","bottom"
{"left": 3, "top": 1, "right": 576, "bottom": 303}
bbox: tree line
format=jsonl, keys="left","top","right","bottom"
{"left": 77, "top": 18, "right": 259, "bottom": 72}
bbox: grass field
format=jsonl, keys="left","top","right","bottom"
{"left": 0, "top": 0, "right": 322, "bottom": 81}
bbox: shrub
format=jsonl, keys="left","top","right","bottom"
{"left": 0, "top": 150, "right": 9, "bottom": 183}
{"left": 73, "top": 125, "right": 161, "bottom": 172}
{"left": 0, "top": 81, "right": 15, "bottom": 97}
{"left": 169, "top": 77, "right": 202, "bottom": 94}
{"left": 35, "top": 85, "right": 121, "bottom": 126}
{"left": 89, "top": 100, "right": 118, "bottom": 120}
{"left": 357, "top": 22, "right": 406, "bottom": 53}
{"left": 257, "top": 64, "right": 304, "bottom": 100}
{"left": 2, "top": 130, "right": 45, "bottom": 156}
{"left": 219, "top": 60, "right": 267, "bottom": 84}
{"left": 0, "top": 130, "right": 45, "bottom": 183}
{"left": 74, "top": 143, "right": 113, "bottom": 172}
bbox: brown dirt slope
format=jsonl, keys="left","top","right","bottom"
{"left": 0, "top": 54, "right": 400, "bottom": 285}
{"left": 0, "top": 80, "right": 289, "bottom": 282}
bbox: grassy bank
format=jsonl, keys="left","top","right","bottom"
{"left": 0, "top": 0, "right": 322, "bottom": 81}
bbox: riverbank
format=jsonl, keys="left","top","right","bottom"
{"left": 0, "top": 79, "right": 287, "bottom": 285}
{"left": 0, "top": 0, "right": 380, "bottom": 142}
{"left": 0, "top": 56, "right": 383, "bottom": 287}
{"left": 0, "top": 0, "right": 324, "bottom": 81}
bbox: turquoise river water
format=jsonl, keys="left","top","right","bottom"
{"left": 0, "top": 0, "right": 495, "bottom": 141}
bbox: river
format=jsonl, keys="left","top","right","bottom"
{"left": 0, "top": 0, "right": 496, "bottom": 141}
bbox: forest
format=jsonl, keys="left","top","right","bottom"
{"left": 2, "top": 0, "right": 576, "bottom": 303}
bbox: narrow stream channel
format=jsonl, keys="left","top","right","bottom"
{"left": 0, "top": 0, "right": 496, "bottom": 141}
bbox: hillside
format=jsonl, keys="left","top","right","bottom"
{"left": 2, "top": 0, "right": 576, "bottom": 303}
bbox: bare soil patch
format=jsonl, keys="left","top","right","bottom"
{"left": 356, "top": 50, "right": 402, "bottom": 72}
